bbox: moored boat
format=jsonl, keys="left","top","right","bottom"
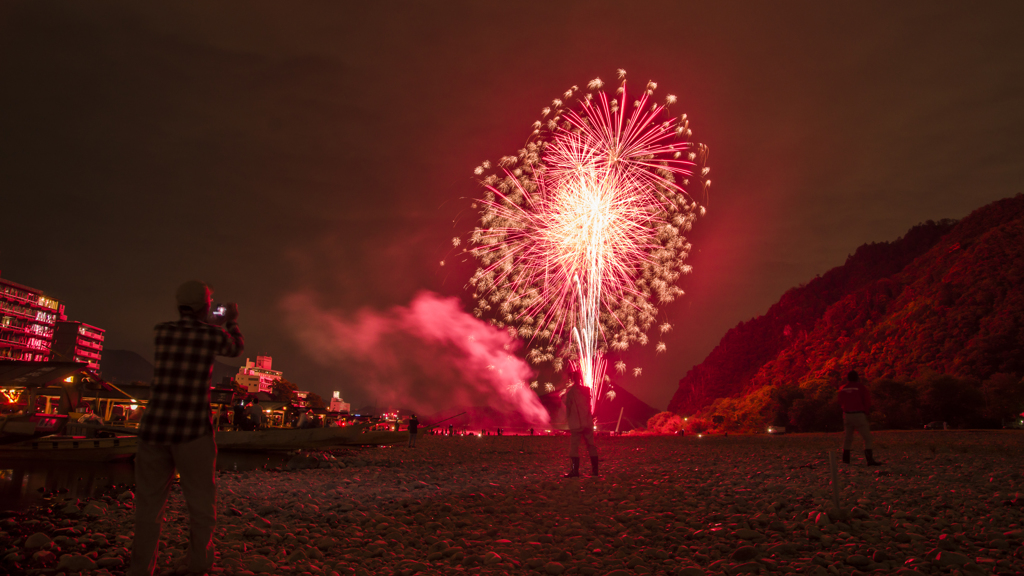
{"left": 0, "top": 413, "right": 68, "bottom": 444}
{"left": 215, "top": 423, "right": 373, "bottom": 451}
{"left": 0, "top": 434, "right": 138, "bottom": 461}
{"left": 343, "top": 429, "right": 409, "bottom": 446}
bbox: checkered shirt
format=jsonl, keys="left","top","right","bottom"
{"left": 139, "top": 316, "right": 244, "bottom": 444}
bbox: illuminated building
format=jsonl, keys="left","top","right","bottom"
{"left": 52, "top": 321, "right": 106, "bottom": 373}
{"left": 0, "top": 272, "right": 65, "bottom": 362}
{"left": 236, "top": 355, "right": 283, "bottom": 394}
{"left": 329, "top": 391, "right": 351, "bottom": 413}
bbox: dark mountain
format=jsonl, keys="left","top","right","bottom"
{"left": 668, "top": 194, "right": 1024, "bottom": 430}
{"left": 592, "top": 380, "right": 660, "bottom": 432}
{"left": 102, "top": 348, "right": 239, "bottom": 386}
{"left": 668, "top": 218, "right": 956, "bottom": 415}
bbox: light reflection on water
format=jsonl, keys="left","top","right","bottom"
{"left": 0, "top": 451, "right": 292, "bottom": 511}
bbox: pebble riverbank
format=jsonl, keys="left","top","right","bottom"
{"left": 2, "top": 431, "right": 1023, "bottom": 576}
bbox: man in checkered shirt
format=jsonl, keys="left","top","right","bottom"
{"left": 129, "top": 281, "right": 244, "bottom": 576}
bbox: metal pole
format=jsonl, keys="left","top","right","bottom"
{"left": 614, "top": 407, "right": 624, "bottom": 435}
{"left": 828, "top": 451, "right": 840, "bottom": 510}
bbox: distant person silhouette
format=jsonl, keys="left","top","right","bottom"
{"left": 838, "top": 370, "right": 880, "bottom": 466}
{"left": 245, "top": 397, "right": 264, "bottom": 430}
{"left": 561, "top": 366, "right": 599, "bottom": 477}
{"left": 407, "top": 414, "right": 419, "bottom": 447}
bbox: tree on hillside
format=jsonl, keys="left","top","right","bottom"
{"left": 981, "top": 373, "right": 1024, "bottom": 424}
{"left": 306, "top": 392, "right": 326, "bottom": 410}
{"left": 868, "top": 379, "right": 919, "bottom": 429}
{"left": 220, "top": 377, "right": 247, "bottom": 402}
{"left": 271, "top": 378, "right": 298, "bottom": 403}
{"left": 787, "top": 379, "right": 841, "bottom": 432}
{"left": 768, "top": 383, "right": 804, "bottom": 427}
{"left": 647, "top": 412, "right": 685, "bottom": 434}
{"left": 913, "top": 373, "right": 984, "bottom": 428}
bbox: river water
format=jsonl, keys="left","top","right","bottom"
{"left": 0, "top": 451, "right": 292, "bottom": 512}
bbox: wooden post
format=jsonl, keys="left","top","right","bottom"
{"left": 614, "top": 407, "right": 625, "bottom": 435}
{"left": 828, "top": 451, "right": 840, "bottom": 510}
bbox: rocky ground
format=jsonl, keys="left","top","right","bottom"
{"left": 1, "top": 431, "right": 1023, "bottom": 576}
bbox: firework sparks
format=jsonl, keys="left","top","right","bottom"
{"left": 468, "top": 72, "right": 710, "bottom": 410}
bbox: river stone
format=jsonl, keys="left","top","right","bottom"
{"left": 25, "top": 532, "right": 52, "bottom": 549}
{"left": 61, "top": 503, "right": 81, "bottom": 514}
{"left": 57, "top": 553, "right": 98, "bottom": 571}
{"left": 677, "top": 568, "right": 706, "bottom": 576}
{"left": 82, "top": 502, "right": 107, "bottom": 516}
{"left": 731, "top": 546, "right": 759, "bottom": 561}
{"left": 97, "top": 556, "right": 124, "bottom": 568}
{"left": 937, "top": 533, "right": 958, "bottom": 550}
{"left": 935, "top": 551, "right": 970, "bottom": 566}
{"left": 32, "top": 550, "right": 57, "bottom": 563}
{"left": 845, "top": 554, "right": 870, "bottom": 567}
{"left": 767, "top": 543, "right": 796, "bottom": 556}
{"left": 544, "top": 561, "right": 565, "bottom": 574}
{"left": 247, "top": 555, "right": 277, "bottom": 572}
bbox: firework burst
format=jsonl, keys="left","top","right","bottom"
{"left": 468, "top": 71, "right": 710, "bottom": 410}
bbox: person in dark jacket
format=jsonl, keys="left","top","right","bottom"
{"left": 838, "top": 370, "right": 880, "bottom": 466}
{"left": 232, "top": 401, "right": 245, "bottom": 431}
{"left": 407, "top": 414, "right": 419, "bottom": 447}
{"left": 562, "top": 366, "right": 599, "bottom": 477}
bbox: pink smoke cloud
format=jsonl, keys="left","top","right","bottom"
{"left": 281, "top": 290, "right": 550, "bottom": 426}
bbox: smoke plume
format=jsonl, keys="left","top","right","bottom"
{"left": 282, "top": 290, "right": 550, "bottom": 425}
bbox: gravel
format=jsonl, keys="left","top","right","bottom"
{"left": 1, "top": 430, "right": 1022, "bottom": 575}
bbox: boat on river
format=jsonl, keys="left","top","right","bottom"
{"left": 0, "top": 434, "right": 138, "bottom": 461}
{"left": 215, "top": 424, "right": 408, "bottom": 450}
{"left": 0, "top": 413, "right": 69, "bottom": 444}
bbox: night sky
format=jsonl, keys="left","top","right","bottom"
{"left": 2, "top": 2, "right": 1023, "bottom": 411}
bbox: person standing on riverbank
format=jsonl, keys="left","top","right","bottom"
{"left": 562, "top": 366, "right": 599, "bottom": 477}
{"left": 129, "top": 281, "right": 244, "bottom": 576}
{"left": 838, "top": 370, "right": 880, "bottom": 466}
{"left": 245, "top": 397, "right": 264, "bottom": 430}
{"left": 407, "top": 414, "right": 419, "bottom": 447}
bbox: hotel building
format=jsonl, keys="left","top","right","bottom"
{"left": 0, "top": 273, "right": 65, "bottom": 362}
{"left": 52, "top": 321, "right": 106, "bottom": 373}
{"left": 236, "top": 355, "right": 283, "bottom": 394}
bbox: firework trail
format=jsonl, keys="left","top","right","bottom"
{"left": 468, "top": 71, "right": 710, "bottom": 410}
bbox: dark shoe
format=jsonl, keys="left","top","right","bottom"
{"left": 590, "top": 456, "right": 599, "bottom": 476}
{"left": 865, "top": 449, "right": 881, "bottom": 466}
{"left": 563, "top": 457, "right": 580, "bottom": 478}
{"left": 842, "top": 450, "right": 850, "bottom": 464}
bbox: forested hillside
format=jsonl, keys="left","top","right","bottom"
{"left": 668, "top": 194, "right": 1024, "bottom": 431}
